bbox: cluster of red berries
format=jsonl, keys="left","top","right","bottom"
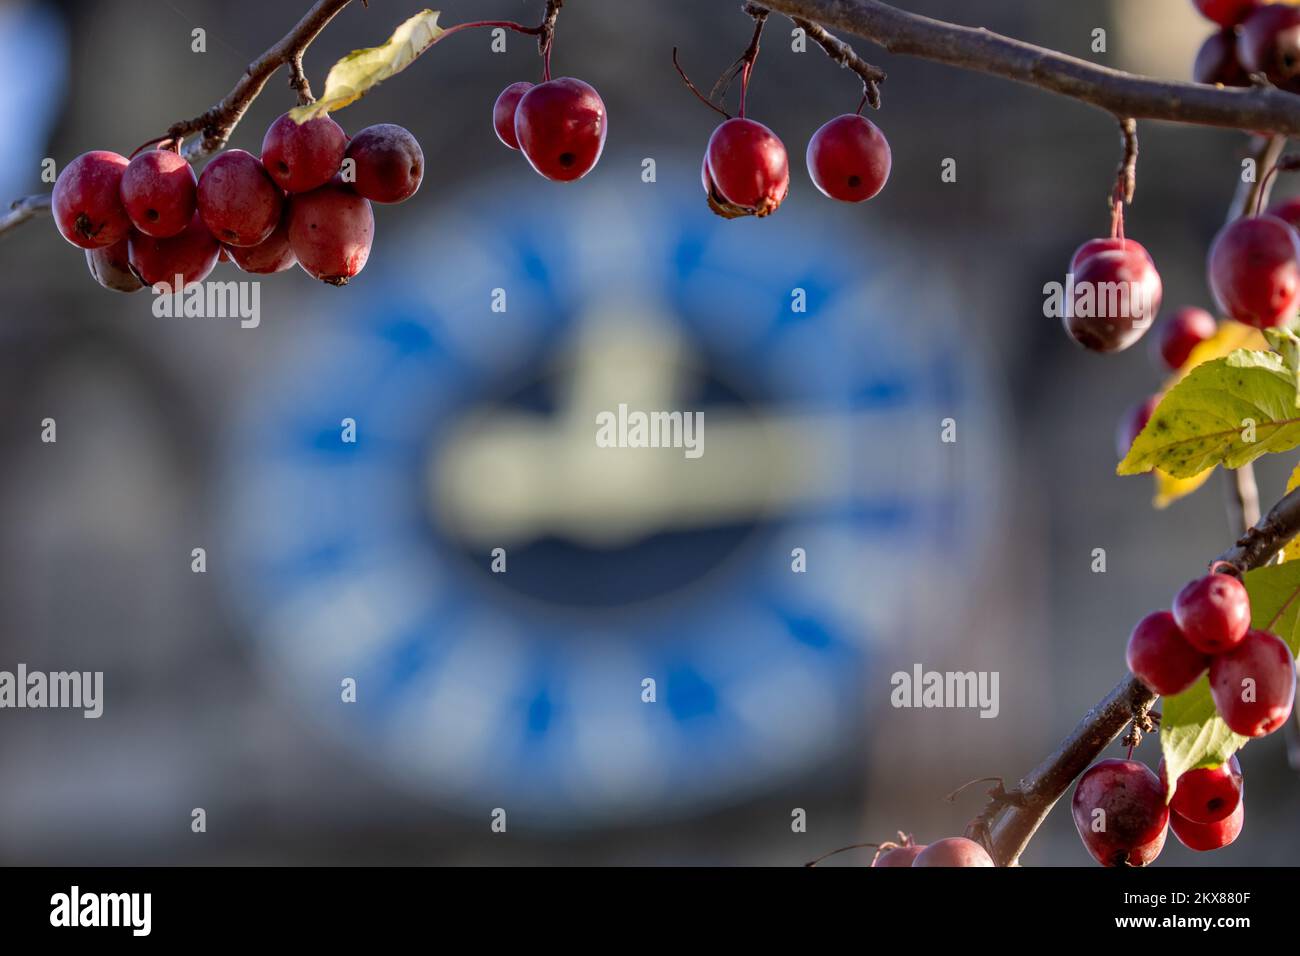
{"left": 53, "top": 111, "right": 424, "bottom": 291}
{"left": 869, "top": 835, "right": 993, "bottom": 867}
{"left": 700, "top": 113, "right": 891, "bottom": 219}
{"left": 1191, "top": 1, "right": 1300, "bottom": 91}
{"left": 1063, "top": 234, "right": 1164, "bottom": 354}
{"left": 492, "top": 77, "right": 608, "bottom": 181}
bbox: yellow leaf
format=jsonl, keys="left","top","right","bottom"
{"left": 1153, "top": 467, "right": 1213, "bottom": 509}
{"left": 1282, "top": 459, "right": 1300, "bottom": 562}
{"left": 290, "top": 10, "right": 444, "bottom": 122}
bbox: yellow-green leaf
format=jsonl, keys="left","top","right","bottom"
{"left": 1118, "top": 348, "right": 1300, "bottom": 479}
{"left": 1152, "top": 468, "right": 1213, "bottom": 509}
{"left": 290, "top": 10, "right": 444, "bottom": 122}
{"left": 1282, "top": 459, "right": 1300, "bottom": 563}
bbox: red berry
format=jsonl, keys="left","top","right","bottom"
{"left": 1170, "top": 799, "right": 1244, "bottom": 851}
{"left": 493, "top": 81, "right": 534, "bottom": 150}
{"left": 197, "top": 149, "right": 283, "bottom": 248}
{"left": 52, "top": 150, "right": 132, "bottom": 249}
{"left": 872, "top": 844, "right": 926, "bottom": 867}
{"left": 1267, "top": 196, "right": 1300, "bottom": 232}
{"left": 514, "top": 78, "right": 608, "bottom": 182}
{"left": 1237, "top": 3, "right": 1300, "bottom": 90}
{"left": 1209, "top": 628, "right": 1297, "bottom": 737}
{"left": 85, "top": 238, "right": 144, "bottom": 293}
{"left": 703, "top": 117, "right": 790, "bottom": 219}
{"left": 226, "top": 212, "right": 296, "bottom": 275}
{"left": 1195, "top": 0, "right": 1262, "bottom": 27}
{"left": 1155, "top": 306, "right": 1217, "bottom": 371}
{"left": 1065, "top": 248, "right": 1163, "bottom": 353}
{"left": 1126, "top": 610, "right": 1210, "bottom": 696}
{"left": 1194, "top": 29, "right": 1250, "bottom": 86}
{"left": 806, "top": 114, "right": 891, "bottom": 203}
{"left": 120, "top": 148, "right": 197, "bottom": 238}
{"left": 1070, "top": 236, "right": 1154, "bottom": 274}
{"left": 911, "top": 837, "right": 993, "bottom": 867}
{"left": 261, "top": 112, "right": 347, "bottom": 194}
{"left": 345, "top": 124, "right": 423, "bottom": 204}
{"left": 288, "top": 180, "right": 374, "bottom": 286}
{"left": 1168, "top": 754, "right": 1243, "bottom": 824}
{"left": 1207, "top": 215, "right": 1300, "bottom": 328}
{"left": 1173, "top": 573, "right": 1251, "bottom": 654}
{"left": 126, "top": 212, "right": 220, "bottom": 291}
{"left": 1071, "top": 759, "right": 1169, "bottom": 867}
{"left": 1116, "top": 394, "right": 1159, "bottom": 459}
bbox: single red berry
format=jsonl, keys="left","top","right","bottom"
{"left": 1126, "top": 610, "right": 1210, "bottom": 696}
{"left": 1195, "top": 0, "right": 1262, "bottom": 28}
{"left": 345, "top": 124, "right": 423, "bottom": 204}
{"left": 1194, "top": 29, "right": 1251, "bottom": 86}
{"left": 120, "top": 148, "right": 197, "bottom": 238}
{"left": 1155, "top": 306, "right": 1217, "bottom": 371}
{"left": 288, "top": 180, "right": 374, "bottom": 286}
{"left": 872, "top": 844, "right": 926, "bottom": 867}
{"left": 1267, "top": 196, "right": 1300, "bottom": 232}
{"left": 1173, "top": 573, "right": 1251, "bottom": 655}
{"left": 704, "top": 117, "right": 790, "bottom": 219}
{"left": 261, "top": 112, "right": 348, "bottom": 194}
{"left": 1166, "top": 754, "right": 1243, "bottom": 824}
{"left": 1170, "top": 799, "right": 1244, "bottom": 851}
{"left": 197, "top": 149, "right": 283, "bottom": 247}
{"left": 1071, "top": 759, "right": 1169, "bottom": 867}
{"left": 910, "top": 837, "right": 993, "bottom": 867}
{"left": 1209, "top": 628, "right": 1297, "bottom": 737}
{"left": 514, "top": 77, "right": 608, "bottom": 182}
{"left": 1207, "top": 215, "right": 1300, "bottom": 328}
{"left": 85, "top": 238, "right": 144, "bottom": 293}
{"left": 1065, "top": 248, "right": 1163, "bottom": 353}
{"left": 1237, "top": 3, "right": 1300, "bottom": 91}
{"left": 226, "top": 212, "right": 296, "bottom": 275}
{"left": 1070, "top": 236, "right": 1154, "bottom": 274}
{"left": 52, "top": 150, "right": 132, "bottom": 249}
{"left": 1116, "top": 394, "right": 1159, "bottom": 459}
{"left": 126, "top": 213, "right": 220, "bottom": 292}
{"left": 493, "top": 81, "right": 534, "bottom": 150}
{"left": 806, "top": 114, "right": 891, "bottom": 203}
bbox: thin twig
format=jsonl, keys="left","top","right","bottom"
{"left": 789, "top": 13, "right": 885, "bottom": 109}
{"left": 1115, "top": 117, "right": 1137, "bottom": 205}
{"left": 0, "top": 194, "right": 52, "bottom": 237}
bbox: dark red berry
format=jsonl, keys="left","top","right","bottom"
{"left": 1209, "top": 628, "right": 1297, "bottom": 737}
{"left": 1173, "top": 573, "right": 1251, "bottom": 655}
{"left": 911, "top": 837, "right": 993, "bottom": 867}
{"left": 1238, "top": 3, "right": 1300, "bottom": 91}
{"left": 1267, "top": 196, "right": 1300, "bottom": 232}
{"left": 1065, "top": 247, "right": 1163, "bottom": 353}
{"left": 226, "top": 212, "right": 296, "bottom": 274}
{"left": 85, "top": 238, "right": 144, "bottom": 293}
{"left": 261, "top": 112, "right": 347, "bottom": 194}
{"left": 1168, "top": 754, "right": 1243, "bottom": 824}
{"left": 1170, "top": 799, "right": 1244, "bottom": 851}
{"left": 1207, "top": 215, "right": 1300, "bottom": 328}
{"left": 126, "top": 213, "right": 220, "bottom": 291}
{"left": 1195, "top": 0, "right": 1261, "bottom": 27}
{"left": 493, "top": 81, "right": 534, "bottom": 150}
{"left": 1155, "top": 306, "right": 1217, "bottom": 371}
{"left": 703, "top": 117, "right": 790, "bottom": 219}
{"left": 288, "top": 180, "right": 374, "bottom": 285}
{"left": 345, "top": 124, "right": 423, "bottom": 204}
{"left": 197, "top": 149, "right": 283, "bottom": 247}
{"left": 52, "top": 150, "right": 132, "bottom": 249}
{"left": 1070, "top": 236, "right": 1154, "bottom": 274}
{"left": 1195, "top": 29, "right": 1251, "bottom": 86}
{"left": 1126, "top": 610, "right": 1210, "bottom": 696}
{"left": 806, "top": 114, "right": 891, "bottom": 203}
{"left": 1116, "top": 394, "right": 1159, "bottom": 459}
{"left": 120, "top": 148, "right": 197, "bottom": 238}
{"left": 872, "top": 844, "right": 926, "bottom": 867}
{"left": 514, "top": 78, "right": 608, "bottom": 182}
{"left": 1072, "top": 759, "right": 1169, "bottom": 867}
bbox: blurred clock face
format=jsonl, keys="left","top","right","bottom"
{"left": 219, "top": 175, "right": 1002, "bottom": 825}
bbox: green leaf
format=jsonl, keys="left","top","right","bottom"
{"left": 1159, "top": 561, "right": 1300, "bottom": 790}
{"left": 290, "top": 10, "right": 444, "bottom": 123}
{"left": 1117, "top": 349, "right": 1300, "bottom": 479}
{"left": 1263, "top": 327, "right": 1300, "bottom": 407}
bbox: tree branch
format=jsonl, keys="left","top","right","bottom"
{"left": 0, "top": 194, "right": 53, "bottom": 238}
{"left": 753, "top": 0, "right": 1300, "bottom": 135}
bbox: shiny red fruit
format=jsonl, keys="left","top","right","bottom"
{"left": 1209, "top": 629, "right": 1297, "bottom": 737}
{"left": 872, "top": 844, "right": 925, "bottom": 867}
{"left": 52, "top": 150, "right": 132, "bottom": 249}
{"left": 1173, "top": 573, "right": 1251, "bottom": 655}
{"left": 197, "top": 149, "right": 283, "bottom": 247}
{"left": 1170, "top": 799, "right": 1244, "bottom": 851}
{"left": 1070, "top": 236, "right": 1154, "bottom": 274}
{"left": 226, "top": 213, "right": 296, "bottom": 275}
{"left": 1155, "top": 306, "right": 1217, "bottom": 371}
{"left": 1194, "top": 0, "right": 1261, "bottom": 27}
{"left": 1169, "top": 754, "right": 1243, "bottom": 824}
{"left": 288, "top": 180, "right": 374, "bottom": 285}
{"left": 911, "top": 837, "right": 993, "bottom": 867}
{"left": 1072, "top": 759, "right": 1168, "bottom": 867}
{"left": 85, "top": 238, "right": 144, "bottom": 293}
{"left": 704, "top": 117, "right": 790, "bottom": 219}
{"left": 514, "top": 78, "right": 608, "bottom": 182}
{"left": 1065, "top": 248, "right": 1163, "bottom": 353}
{"left": 1238, "top": 4, "right": 1300, "bottom": 91}
{"left": 1207, "top": 215, "right": 1300, "bottom": 327}
{"left": 120, "top": 149, "right": 196, "bottom": 238}
{"left": 1126, "top": 610, "right": 1210, "bottom": 696}
{"left": 806, "top": 114, "right": 891, "bottom": 203}
{"left": 261, "top": 112, "right": 347, "bottom": 194}
{"left": 345, "top": 124, "right": 423, "bottom": 204}
{"left": 493, "top": 81, "right": 534, "bottom": 150}
{"left": 1267, "top": 195, "right": 1300, "bottom": 231}
{"left": 127, "top": 213, "right": 220, "bottom": 291}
